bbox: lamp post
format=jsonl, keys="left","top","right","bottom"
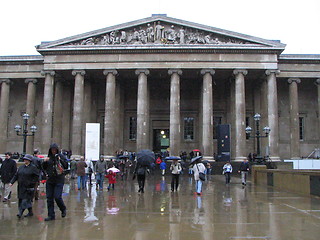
{"left": 14, "top": 113, "right": 37, "bottom": 158}
{"left": 245, "top": 113, "right": 271, "bottom": 163}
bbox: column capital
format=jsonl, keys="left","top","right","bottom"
{"left": 314, "top": 78, "right": 320, "bottom": 85}
{"left": 103, "top": 69, "right": 118, "bottom": 76}
{"left": 168, "top": 69, "right": 182, "bottom": 76}
{"left": 41, "top": 70, "right": 55, "bottom": 76}
{"left": 25, "top": 78, "right": 38, "bottom": 84}
{"left": 135, "top": 69, "right": 150, "bottom": 76}
{"left": 72, "top": 70, "right": 86, "bottom": 76}
{"left": 288, "top": 78, "right": 301, "bottom": 84}
{"left": 265, "top": 69, "right": 280, "bottom": 76}
{"left": 200, "top": 69, "right": 215, "bottom": 76}
{"left": 233, "top": 69, "right": 248, "bottom": 76}
{"left": 0, "top": 78, "right": 11, "bottom": 84}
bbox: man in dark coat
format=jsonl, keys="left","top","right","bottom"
{"left": 42, "top": 143, "right": 68, "bottom": 221}
{"left": 10, "top": 154, "right": 39, "bottom": 218}
{"left": 0, "top": 152, "right": 17, "bottom": 202}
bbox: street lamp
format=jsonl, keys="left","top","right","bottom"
{"left": 14, "top": 113, "right": 37, "bottom": 158}
{"left": 245, "top": 113, "right": 271, "bottom": 163}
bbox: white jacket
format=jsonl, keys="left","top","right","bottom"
{"left": 192, "top": 163, "right": 206, "bottom": 181}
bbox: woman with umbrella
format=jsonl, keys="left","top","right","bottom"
{"left": 133, "top": 150, "right": 154, "bottom": 193}
{"left": 190, "top": 156, "right": 206, "bottom": 196}
{"left": 10, "top": 154, "right": 40, "bottom": 218}
{"left": 167, "top": 156, "right": 182, "bottom": 192}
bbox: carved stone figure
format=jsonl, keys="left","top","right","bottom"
{"left": 101, "top": 34, "right": 110, "bottom": 45}
{"left": 120, "top": 31, "right": 127, "bottom": 43}
{"left": 146, "top": 23, "right": 154, "bottom": 43}
{"left": 166, "top": 25, "right": 176, "bottom": 43}
{"left": 155, "top": 21, "right": 164, "bottom": 42}
{"left": 139, "top": 28, "right": 147, "bottom": 44}
{"left": 179, "top": 28, "right": 185, "bottom": 44}
{"left": 133, "top": 28, "right": 139, "bottom": 41}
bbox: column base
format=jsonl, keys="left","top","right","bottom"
{"left": 232, "top": 157, "right": 247, "bottom": 162}
{"left": 202, "top": 156, "right": 215, "bottom": 162}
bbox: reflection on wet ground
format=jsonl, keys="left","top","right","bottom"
{"left": 1, "top": 172, "right": 320, "bottom": 240}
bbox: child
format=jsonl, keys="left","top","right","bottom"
{"left": 105, "top": 170, "right": 116, "bottom": 191}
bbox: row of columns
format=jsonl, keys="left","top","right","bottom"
{"left": 0, "top": 70, "right": 318, "bottom": 159}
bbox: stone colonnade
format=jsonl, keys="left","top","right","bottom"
{"left": 0, "top": 68, "right": 316, "bottom": 160}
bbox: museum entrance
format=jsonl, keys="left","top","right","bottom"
{"left": 153, "top": 129, "right": 170, "bottom": 154}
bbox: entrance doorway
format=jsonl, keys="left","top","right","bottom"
{"left": 153, "top": 129, "right": 169, "bottom": 153}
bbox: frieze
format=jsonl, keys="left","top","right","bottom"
{"left": 64, "top": 21, "right": 252, "bottom": 47}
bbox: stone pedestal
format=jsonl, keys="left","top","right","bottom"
{"left": 136, "top": 69, "right": 150, "bottom": 151}
{"left": 41, "top": 71, "right": 55, "bottom": 152}
{"left": 288, "top": 78, "right": 301, "bottom": 159}
{"left": 233, "top": 69, "right": 247, "bottom": 161}
{"left": 201, "top": 69, "right": 215, "bottom": 161}
{"left": 25, "top": 79, "right": 37, "bottom": 154}
{"left": 71, "top": 70, "right": 85, "bottom": 156}
{"left": 103, "top": 70, "right": 117, "bottom": 156}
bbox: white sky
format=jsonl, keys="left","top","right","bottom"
{"left": 1, "top": 0, "right": 319, "bottom": 56}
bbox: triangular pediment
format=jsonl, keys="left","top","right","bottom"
{"left": 37, "top": 15, "right": 285, "bottom": 52}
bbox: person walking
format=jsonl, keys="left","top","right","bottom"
{"left": 170, "top": 159, "right": 182, "bottom": 192}
{"left": 10, "top": 154, "right": 39, "bottom": 218}
{"left": 95, "top": 156, "right": 107, "bottom": 190}
{"left": 105, "top": 170, "right": 116, "bottom": 191}
{"left": 70, "top": 158, "right": 77, "bottom": 179}
{"left": 32, "top": 149, "right": 44, "bottom": 200}
{"left": 76, "top": 156, "right": 87, "bottom": 190}
{"left": 191, "top": 157, "right": 206, "bottom": 196}
{"left": 0, "top": 152, "right": 17, "bottom": 202}
{"left": 85, "top": 158, "right": 94, "bottom": 186}
{"left": 133, "top": 162, "right": 148, "bottom": 193}
{"left": 160, "top": 160, "right": 166, "bottom": 176}
{"left": 238, "top": 158, "right": 250, "bottom": 186}
{"left": 42, "top": 143, "right": 68, "bottom": 221}
{"left": 222, "top": 162, "right": 233, "bottom": 184}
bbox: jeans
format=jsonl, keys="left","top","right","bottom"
{"left": 241, "top": 171, "right": 248, "bottom": 184}
{"left": 77, "top": 176, "right": 86, "bottom": 189}
{"left": 46, "top": 182, "right": 66, "bottom": 218}
{"left": 224, "top": 172, "right": 231, "bottom": 184}
{"left": 196, "top": 180, "right": 202, "bottom": 194}
{"left": 96, "top": 173, "right": 104, "bottom": 190}
{"left": 171, "top": 174, "right": 180, "bottom": 191}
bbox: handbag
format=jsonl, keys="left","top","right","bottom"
{"left": 196, "top": 163, "right": 206, "bottom": 181}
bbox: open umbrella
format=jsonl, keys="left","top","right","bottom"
{"left": 193, "top": 149, "right": 201, "bottom": 152}
{"left": 165, "top": 156, "right": 181, "bottom": 161}
{"left": 107, "top": 167, "right": 120, "bottom": 173}
{"left": 118, "top": 155, "right": 130, "bottom": 159}
{"left": 189, "top": 156, "right": 202, "bottom": 165}
{"left": 137, "top": 149, "right": 155, "bottom": 167}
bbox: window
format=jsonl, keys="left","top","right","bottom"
{"left": 129, "top": 117, "right": 137, "bottom": 140}
{"left": 213, "top": 116, "right": 222, "bottom": 139}
{"left": 183, "top": 117, "right": 194, "bottom": 140}
{"left": 299, "top": 117, "right": 305, "bottom": 140}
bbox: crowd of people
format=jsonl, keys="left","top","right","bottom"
{"left": 0, "top": 144, "right": 251, "bottom": 221}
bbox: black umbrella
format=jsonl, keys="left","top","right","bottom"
{"left": 189, "top": 156, "right": 202, "bottom": 165}
{"left": 137, "top": 149, "right": 155, "bottom": 167}
{"left": 118, "top": 155, "right": 130, "bottom": 159}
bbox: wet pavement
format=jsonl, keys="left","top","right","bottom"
{"left": 1, "top": 172, "right": 320, "bottom": 240}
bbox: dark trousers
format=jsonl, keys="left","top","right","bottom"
{"left": 171, "top": 174, "right": 180, "bottom": 191}
{"left": 224, "top": 172, "right": 231, "bottom": 184}
{"left": 137, "top": 174, "right": 145, "bottom": 192}
{"left": 46, "top": 182, "right": 66, "bottom": 218}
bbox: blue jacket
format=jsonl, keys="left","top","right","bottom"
{"left": 160, "top": 161, "right": 166, "bottom": 170}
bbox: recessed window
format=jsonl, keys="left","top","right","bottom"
{"left": 299, "top": 116, "right": 305, "bottom": 140}
{"left": 129, "top": 117, "right": 137, "bottom": 140}
{"left": 183, "top": 117, "right": 194, "bottom": 140}
{"left": 213, "top": 116, "right": 222, "bottom": 139}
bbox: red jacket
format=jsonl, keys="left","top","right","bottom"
{"left": 106, "top": 172, "right": 116, "bottom": 184}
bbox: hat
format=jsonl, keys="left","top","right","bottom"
{"left": 23, "top": 154, "right": 33, "bottom": 161}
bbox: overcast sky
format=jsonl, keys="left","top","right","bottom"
{"left": 1, "top": 0, "right": 319, "bottom": 56}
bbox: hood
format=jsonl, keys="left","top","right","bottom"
{"left": 48, "top": 143, "right": 60, "bottom": 157}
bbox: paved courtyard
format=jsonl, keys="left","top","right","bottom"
{"left": 0, "top": 172, "right": 320, "bottom": 240}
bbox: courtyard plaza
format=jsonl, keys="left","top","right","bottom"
{"left": 0, "top": 172, "right": 319, "bottom": 240}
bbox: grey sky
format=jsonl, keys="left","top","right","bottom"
{"left": 1, "top": 0, "right": 319, "bottom": 56}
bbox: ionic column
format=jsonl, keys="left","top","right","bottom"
{"left": 52, "top": 79, "right": 63, "bottom": 145}
{"left": 168, "top": 69, "right": 182, "bottom": 156}
{"left": 233, "top": 69, "right": 247, "bottom": 161}
{"left": 83, "top": 79, "right": 92, "bottom": 153}
{"left": 135, "top": 69, "right": 150, "bottom": 151}
{"left": 41, "top": 71, "right": 55, "bottom": 152}
{"left": 61, "top": 84, "right": 72, "bottom": 151}
{"left": 71, "top": 70, "right": 86, "bottom": 157}
{"left": 266, "top": 70, "right": 281, "bottom": 161}
{"left": 25, "top": 78, "right": 37, "bottom": 154}
{"left": 103, "top": 69, "right": 117, "bottom": 156}
{"left": 201, "top": 69, "right": 215, "bottom": 160}
{"left": 0, "top": 79, "right": 11, "bottom": 152}
{"left": 288, "top": 78, "right": 301, "bottom": 159}
{"left": 315, "top": 79, "right": 320, "bottom": 146}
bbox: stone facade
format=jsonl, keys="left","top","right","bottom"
{"left": 0, "top": 15, "right": 319, "bottom": 160}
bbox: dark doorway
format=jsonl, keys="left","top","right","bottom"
{"left": 153, "top": 129, "right": 170, "bottom": 153}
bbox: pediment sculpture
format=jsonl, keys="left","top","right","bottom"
{"left": 64, "top": 21, "right": 253, "bottom": 47}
